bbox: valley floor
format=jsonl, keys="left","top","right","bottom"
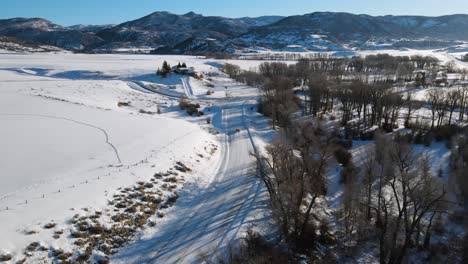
{"left": 0, "top": 49, "right": 464, "bottom": 263}
{"left": 0, "top": 53, "right": 270, "bottom": 263}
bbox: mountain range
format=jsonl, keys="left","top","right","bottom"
{"left": 1, "top": 11, "right": 468, "bottom": 53}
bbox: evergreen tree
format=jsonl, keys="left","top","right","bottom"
{"left": 160, "top": 61, "right": 171, "bottom": 77}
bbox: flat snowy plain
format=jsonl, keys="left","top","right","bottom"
{"left": 0, "top": 53, "right": 204, "bottom": 259}
{"left": 0, "top": 52, "right": 273, "bottom": 263}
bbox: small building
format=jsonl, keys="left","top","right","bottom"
{"left": 172, "top": 66, "right": 194, "bottom": 75}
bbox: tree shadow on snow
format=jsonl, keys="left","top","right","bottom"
{"left": 0, "top": 67, "right": 118, "bottom": 80}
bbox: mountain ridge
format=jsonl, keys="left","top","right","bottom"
{"left": 1, "top": 11, "right": 467, "bottom": 53}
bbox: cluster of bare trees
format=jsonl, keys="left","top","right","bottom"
{"left": 226, "top": 62, "right": 301, "bottom": 128}
{"left": 426, "top": 87, "right": 468, "bottom": 129}
{"left": 227, "top": 60, "right": 407, "bottom": 133}
{"left": 239, "top": 52, "right": 338, "bottom": 61}
{"left": 238, "top": 53, "right": 439, "bottom": 76}
{"left": 255, "top": 119, "right": 454, "bottom": 262}
{"left": 226, "top": 54, "right": 444, "bottom": 86}
{"left": 349, "top": 54, "right": 437, "bottom": 74}
{"left": 255, "top": 121, "right": 337, "bottom": 251}
{"left": 350, "top": 134, "right": 449, "bottom": 264}
{"left": 230, "top": 61, "right": 410, "bottom": 134}
{"left": 227, "top": 54, "right": 441, "bottom": 86}
{"left": 223, "top": 63, "right": 242, "bottom": 79}
{"left": 336, "top": 80, "right": 405, "bottom": 132}
{"left": 225, "top": 55, "right": 468, "bottom": 142}
{"left": 259, "top": 78, "right": 300, "bottom": 128}
{"left": 223, "top": 54, "right": 468, "bottom": 263}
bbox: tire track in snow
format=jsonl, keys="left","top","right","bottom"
{"left": 174, "top": 103, "right": 262, "bottom": 263}
{"left": 206, "top": 102, "right": 263, "bottom": 260}
{"left": 181, "top": 77, "right": 194, "bottom": 98}
{"left": 0, "top": 113, "right": 122, "bottom": 163}
{"left": 126, "top": 81, "right": 183, "bottom": 99}
{"left": 142, "top": 108, "right": 231, "bottom": 264}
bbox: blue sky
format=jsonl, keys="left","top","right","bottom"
{"left": 2, "top": 0, "right": 468, "bottom": 26}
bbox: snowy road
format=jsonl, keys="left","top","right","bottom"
{"left": 181, "top": 77, "right": 195, "bottom": 98}
{"left": 114, "top": 103, "right": 263, "bottom": 264}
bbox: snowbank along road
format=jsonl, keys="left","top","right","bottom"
{"left": 114, "top": 101, "right": 264, "bottom": 263}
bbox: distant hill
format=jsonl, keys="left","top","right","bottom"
{"left": 236, "top": 16, "right": 285, "bottom": 27}
{"left": 1, "top": 12, "right": 468, "bottom": 53}
{"left": 0, "top": 36, "right": 63, "bottom": 52}
{"left": 238, "top": 12, "right": 468, "bottom": 51}
{"left": 66, "top": 24, "right": 115, "bottom": 33}
{"left": 94, "top": 11, "right": 273, "bottom": 52}
{"left": 0, "top": 18, "right": 104, "bottom": 50}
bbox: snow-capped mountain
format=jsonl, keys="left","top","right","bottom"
{"left": 94, "top": 11, "right": 270, "bottom": 51}
{"left": 0, "top": 18, "right": 104, "bottom": 50}
{"left": 2, "top": 12, "right": 468, "bottom": 53}
{"left": 238, "top": 12, "right": 468, "bottom": 51}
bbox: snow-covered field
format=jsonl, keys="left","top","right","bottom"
{"left": 0, "top": 53, "right": 211, "bottom": 261}
{"left": 0, "top": 52, "right": 272, "bottom": 263}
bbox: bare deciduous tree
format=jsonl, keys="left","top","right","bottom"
{"left": 255, "top": 120, "right": 335, "bottom": 249}
{"left": 358, "top": 136, "right": 448, "bottom": 264}
{"left": 427, "top": 89, "right": 447, "bottom": 129}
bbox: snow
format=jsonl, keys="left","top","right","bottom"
{"left": 0, "top": 53, "right": 224, "bottom": 261}
{"left": 238, "top": 31, "right": 345, "bottom": 52}
{"left": 411, "top": 86, "right": 460, "bottom": 102}
{"left": 113, "top": 104, "right": 266, "bottom": 263}
{"left": 110, "top": 77, "right": 268, "bottom": 263}
{"left": 0, "top": 91, "right": 215, "bottom": 257}
{"left": 0, "top": 52, "right": 273, "bottom": 262}
{"left": 0, "top": 49, "right": 462, "bottom": 262}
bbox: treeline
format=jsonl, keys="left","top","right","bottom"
{"left": 222, "top": 54, "right": 467, "bottom": 263}
{"left": 342, "top": 132, "right": 457, "bottom": 264}
{"left": 255, "top": 121, "right": 341, "bottom": 260}
{"left": 238, "top": 52, "right": 440, "bottom": 70}
{"left": 228, "top": 54, "right": 445, "bottom": 79}
{"left": 224, "top": 55, "right": 468, "bottom": 141}
{"left": 237, "top": 53, "right": 441, "bottom": 75}
{"left": 252, "top": 119, "right": 462, "bottom": 263}
{"left": 239, "top": 52, "right": 335, "bottom": 61}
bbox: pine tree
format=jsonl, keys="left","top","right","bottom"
{"left": 160, "top": 61, "right": 171, "bottom": 77}
{"left": 181, "top": 62, "right": 187, "bottom": 68}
